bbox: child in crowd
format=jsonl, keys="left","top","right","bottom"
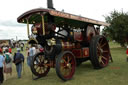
{"left": 4, "top": 49, "right": 13, "bottom": 80}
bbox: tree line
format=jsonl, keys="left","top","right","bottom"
{"left": 103, "top": 10, "right": 128, "bottom": 47}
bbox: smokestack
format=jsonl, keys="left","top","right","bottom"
{"left": 47, "top": 0, "right": 55, "bottom": 9}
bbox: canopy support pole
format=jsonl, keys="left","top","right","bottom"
{"left": 42, "top": 16, "right": 45, "bottom": 35}
{"left": 27, "top": 19, "right": 30, "bottom": 37}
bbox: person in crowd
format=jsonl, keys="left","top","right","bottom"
{"left": 8, "top": 46, "right": 12, "bottom": 54}
{"left": 4, "top": 49, "right": 13, "bottom": 80}
{"left": 13, "top": 49, "right": 24, "bottom": 78}
{"left": 16, "top": 45, "right": 20, "bottom": 51}
{"left": 35, "top": 45, "right": 40, "bottom": 53}
{"left": 32, "top": 45, "right": 36, "bottom": 55}
{"left": 20, "top": 43, "right": 24, "bottom": 51}
{"left": 2, "top": 46, "right": 7, "bottom": 54}
{"left": 38, "top": 45, "right": 44, "bottom": 52}
{"left": 27, "top": 45, "right": 36, "bottom": 67}
{"left": 126, "top": 46, "right": 128, "bottom": 62}
{"left": 26, "top": 47, "right": 30, "bottom": 66}
{"left": 26, "top": 47, "right": 29, "bottom": 56}
{"left": 0, "top": 49, "right": 4, "bottom": 84}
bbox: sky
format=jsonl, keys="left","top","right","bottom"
{"left": 0, "top": 0, "right": 128, "bottom": 40}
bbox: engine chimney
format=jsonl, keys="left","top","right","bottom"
{"left": 47, "top": 0, "right": 55, "bottom": 9}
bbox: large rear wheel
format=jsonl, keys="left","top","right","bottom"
{"left": 30, "top": 52, "right": 50, "bottom": 77}
{"left": 56, "top": 51, "right": 76, "bottom": 81}
{"left": 90, "top": 35, "right": 110, "bottom": 69}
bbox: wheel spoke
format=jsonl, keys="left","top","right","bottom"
{"left": 34, "top": 65, "right": 39, "bottom": 70}
{"left": 44, "top": 60, "right": 48, "bottom": 64}
{"left": 97, "top": 43, "right": 102, "bottom": 54}
{"left": 35, "top": 58, "right": 41, "bottom": 63}
{"left": 60, "top": 62, "right": 65, "bottom": 66}
{"left": 67, "top": 56, "right": 70, "bottom": 63}
{"left": 37, "top": 67, "right": 41, "bottom": 73}
{"left": 40, "top": 55, "right": 44, "bottom": 62}
{"left": 38, "top": 67, "right": 41, "bottom": 72}
{"left": 67, "top": 54, "right": 72, "bottom": 62}
{"left": 44, "top": 64, "right": 49, "bottom": 68}
{"left": 64, "top": 68, "right": 71, "bottom": 76}
{"left": 42, "top": 68, "right": 44, "bottom": 73}
{"left": 62, "top": 57, "right": 67, "bottom": 64}
{"left": 100, "top": 38, "right": 103, "bottom": 44}
{"left": 99, "top": 56, "right": 102, "bottom": 62}
{"left": 40, "top": 67, "right": 43, "bottom": 74}
{"left": 41, "top": 56, "right": 44, "bottom": 62}
{"left": 39, "top": 67, "right": 42, "bottom": 73}
{"left": 102, "top": 56, "right": 107, "bottom": 60}
{"left": 103, "top": 50, "right": 108, "bottom": 53}
{"left": 60, "top": 66, "right": 65, "bottom": 71}
{"left": 38, "top": 56, "right": 41, "bottom": 62}
{"left": 99, "top": 56, "right": 105, "bottom": 65}
{"left": 97, "top": 43, "right": 101, "bottom": 49}
{"left": 70, "top": 60, "right": 74, "bottom": 65}
{"left": 35, "top": 58, "right": 39, "bottom": 64}
{"left": 97, "top": 46, "right": 101, "bottom": 51}
{"left": 41, "top": 67, "right": 45, "bottom": 74}
{"left": 66, "top": 69, "right": 70, "bottom": 76}
{"left": 42, "top": 67, "right": 46, "bottom": 72}
{"left": 68, "top": 67, "right": 72, "bottom": 74}
{"left": 63, "top": 69, "right": 67, "bottom": 76}
{"left": 101, "top": 60, "right": 105, "bottom": 65}
{"left": 101, "top": 43, "right": 107, "bottom": 48}
{"left": 38, "top": 55, "right": 42, "bottom": 62}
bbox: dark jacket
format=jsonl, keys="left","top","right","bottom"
{"left": 13, "top": 52, "right": 24, "bottom": 65}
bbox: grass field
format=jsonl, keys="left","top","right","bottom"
{"left": 3, "top": 42, "right": 128, "bottom": 85}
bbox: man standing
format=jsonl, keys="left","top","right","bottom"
{"left": 0, "top": 49, "right": 4, "bottom": 84}
{"left": 20, "top": 43, "right": 24, "bottom": 51}
{"left": 13, "top": 49, "right": 24, "bottom": 78}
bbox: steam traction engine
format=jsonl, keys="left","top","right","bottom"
{"left": 17, "top": 0, "right": 111, "bottom": 81}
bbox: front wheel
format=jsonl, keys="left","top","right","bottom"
{"left": 56, "top": 51, "right": 76, "bottom": 81}
{"left": 30, "top": 52, "right": 50, "bottom": 77}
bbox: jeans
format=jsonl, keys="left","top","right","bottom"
{"left": 27, "top": 56, "right": 32, "bottom": 67}
{"left": 16, "top": 63, "right": 22, "bottom": 78}
{"left": 0, "top": 67, "right": 4, "bottom": 83}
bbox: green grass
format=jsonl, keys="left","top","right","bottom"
{"left": 3, "top": 42, "right": 128, "bottom": 85}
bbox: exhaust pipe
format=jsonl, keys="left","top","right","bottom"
{"left": 47, "top": 0, "right": 55, "bottom": 10}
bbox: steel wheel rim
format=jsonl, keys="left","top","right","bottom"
{"left": 32, "top": 54, "right": 50, "bottom": 76}
{"left": 97, "top": 37, "right": 109, "bottom": 67}
{"left": 59, "top": 53, "right": 75, "bottom": 79}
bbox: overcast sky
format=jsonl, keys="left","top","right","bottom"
{"left": 0, "top": 0, "right": 128, "bottom": 40}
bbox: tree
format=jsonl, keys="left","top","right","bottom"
{"left": 103, "top": 10, "right": 128, "bottom": 47}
